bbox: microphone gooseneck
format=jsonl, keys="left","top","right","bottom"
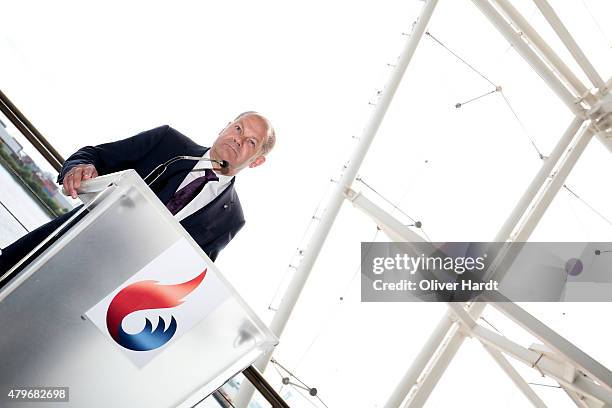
{"left": 143, "top": 155, "right": 229, "bottom": 186}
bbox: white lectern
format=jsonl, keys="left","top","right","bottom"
{"left": 0, "top": 170, "right": 279, "bottom": 407}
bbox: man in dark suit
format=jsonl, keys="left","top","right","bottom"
{"left": 0, "top": 111, "right": 275, "bottom": 274}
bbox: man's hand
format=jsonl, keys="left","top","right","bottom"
{"left": 62, "top": 164, "right": 98, "bottom": 199}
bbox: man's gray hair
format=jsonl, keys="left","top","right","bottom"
{"left": 234, "top": 111, "right": 276, "bottom": 156}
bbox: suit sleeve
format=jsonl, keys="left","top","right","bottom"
{"left": 57, "top": 125, "right": 170, "bottom": 184}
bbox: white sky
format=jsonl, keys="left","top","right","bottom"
{"left": 1, "top": 0, "right": 612, "bottom": 406}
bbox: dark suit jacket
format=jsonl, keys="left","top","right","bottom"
{"left": 0, "top": 125, "right": 244, "bottom": 274}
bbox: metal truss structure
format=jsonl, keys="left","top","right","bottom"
{"left": 235, "top": 0, "right": 612, "bottom": 406}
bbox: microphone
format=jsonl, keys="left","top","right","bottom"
{"left": 143, "top": 155, "right": 229, "bottom": 186}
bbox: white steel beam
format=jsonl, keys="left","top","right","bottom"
{"left": 344, "top": 188, "right": 426, "bottom": 243}
{"left": 563, "top": 387, "right": 607, "bottom": 408}
{"left": 344, "top": 131, "right": 567, "bottom": 408}
{"left": 385, "top": 81, "right": 604, "bottom": 408}
{"left": 561, "top": 377, "right": 612, "bottom": 407}
{"left": 397, "top": 117, "right": 589, "bottom": 407}
{"left": 493, "top": 0, "right": 589, "bottom": 99}
{"left": 384, "top": 2, "right": 607, "bottom": 407}
{"left": 471, "top": 0, "right": 584, "bottom": 115}
{"left": 513, "top": 125, "right": 594, "bottom": 242}
{"left": 447, "top": 302, "right": 478, "bottom": 331}
{"left": 473, "top": 325, "right": 612, "bottom": 405}
{"left": 233, "top": 1, "right": 441, "bottom": 406}
{"left": 403, "top": 118, "right": 596, "bottom": 405}
{"left": 382, "top": 314, "right": 455, "bottom": 408}
{"left": 480, "top": 343, "right": 548, "bottom": 408}
{"left": 444, "top": 303, "right": 547, "bottom": 408}
{"left": 563, "top": 388, "right": 595, "bottom": 408}
{"left": 494, "top": 116, "right": 583, "bottom": 242}
{"left": 481, "top": 123, "right": 592, "bottom": 283}
{"left": 589, "top": 91, "right": 612, "bottom": 154}
{"left": 402, "top": 322, "right": 467, "bottom": 407}
{"left": 532, "top": 0, "right": 605, "bottom": 89}
{"left": 483, "top": 292, "right": 612, "bottom": 389}
{"left": 447, "top": 299, "right": 607, "bottom": 407}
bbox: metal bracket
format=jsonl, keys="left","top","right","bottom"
{"left": 588, "top": 91, "right": 612, "bottom": 139}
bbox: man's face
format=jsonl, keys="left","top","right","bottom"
{"left": 210, "top": 114, "right": 269, "bottom": 176}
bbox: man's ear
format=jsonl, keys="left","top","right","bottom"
{"left": 249, "top": 156, "right": 266, "bottom": 168}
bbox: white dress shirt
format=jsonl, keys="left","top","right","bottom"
{"left": 174, "top": 150, "right": 233, "bottom": 222}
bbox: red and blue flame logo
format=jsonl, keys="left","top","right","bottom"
{"left": 106, "top": 269, "right": 207, "bottom": 351}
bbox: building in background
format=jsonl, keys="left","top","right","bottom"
{"left": 0, "top": 118, "right": 72, "bottom": 216}
{"left": 0, "top": 119, "right": 23, "bottom": 158}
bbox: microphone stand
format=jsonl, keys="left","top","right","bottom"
{"left": 143, "top": 155, "right": 229, "bottom": 186}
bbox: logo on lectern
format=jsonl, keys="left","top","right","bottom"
{"left": 85, "top": 238, "right": 230, "bottom": 367}
{"left": 105, "top": 270, "right": 207, "bottom": 351}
